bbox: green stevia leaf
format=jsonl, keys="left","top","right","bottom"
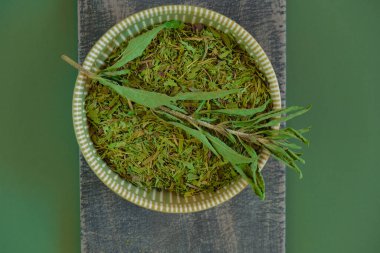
{"left": 254, "top": 170, "right": 265, "bottom": 200}
{"left": 94, "top": 77, "right": 173, "bottom": 108}
{"left": 255, "top": 105, "right": 311, "bottom": 129}
{"left": 173, "top": 88, "right": 242, "bottom": 101}
{"left": 260, "top": 127, "right": 310, "bottom": 145}
{"left": 231, "top": 106, "right": 307, "bottom": 129}
{"left": 205, "top": 99, "right": 271, "bottom": 116}
{"left": 252, "top": 106, "right": 306, "bottom": 124}
{"left": 232, "top": 163, "right": 265, "bottom": 200}
{"left": 285, "top": 148, "right": 305, "bottom": 164}
{"left": 225, "top": 132, "right": 237, "bottom": 144}
{"left": 239, "top": 139, "right": 256, "bottom": 158}
{"left": 205, "top": 133, "right": 252, "bottom": 164}
{"left": 96, "top": 76, "right": 243, "bottom": 111}
{"left": 275, "top": 141, "right": 303, "bottom": 150}
{"left": 239, "top": 139, "right": 259, "bottom": 183}
{"left": 164, "top": 20, "right": 183, "bottom": 29}
{"left": 168, "top": 121, "right": 219, "bottom": 157}
{"left": 240, "top": 141, "right": 258, "bottom": 169}
{"left": 298, "top": 127, "right": 311, "bottom": 134}
{"left": 265, "top": 142, "right": 294, "bottom": 164}
{"left": 100, "top": 69, "right": 131, "bottom": 76}
{"left": 232, "top": 164, "right": 254, "bottom": 185}
{"left": 264, "top": 142, "right": 303, "bottom": 178}
{"left": 108, "top": 20, "right": 182, "bottom": 70}
{"left": 166, "top": 104, "right": 188, "bottom": 114}
{"left": 286, "top": 127, "right": 310, "bottom": 145}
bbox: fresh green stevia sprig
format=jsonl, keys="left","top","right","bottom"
{"left": 63, "top": 52, "right": 310, "bottom": 198}
{"left": 62, "top": 21, "right": 310, "bottom": 199}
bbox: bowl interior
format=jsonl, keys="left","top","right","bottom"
{"left": 73, "top": 5, "right": 281, "bottom": 213}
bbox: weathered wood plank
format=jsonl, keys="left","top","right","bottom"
{"left": 79, "top": 1, "right": 286, "bottom": 252}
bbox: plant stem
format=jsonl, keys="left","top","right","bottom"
{"left": 61, "top": 55, "right": 96, "bottom": 78}
{"left": 159, "top": 106, "right": 257, "bottom": 142}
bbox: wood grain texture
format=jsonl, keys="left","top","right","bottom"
{"left": 79, "top": 1, "right": 286, "bottom": 252}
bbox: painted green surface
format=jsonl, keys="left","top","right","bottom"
{"left": 287, "top": 0, "right": 380, "bottom": 252}
{"left": 0, "top": 0, "right": 379, "bottom": 252}
{"left": 0, "top": 0, "right": 79, "bottom": 253}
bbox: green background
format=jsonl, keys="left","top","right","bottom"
{"left": 0, "top": 0, "right": 379, "bottom": 252}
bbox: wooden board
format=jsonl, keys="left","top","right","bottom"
{"left": 79, "top": 1, "right": 286, "bottom": 252}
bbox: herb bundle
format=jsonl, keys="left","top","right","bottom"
{"left": 63, "top": 20, "right": 310, "bottom": 199}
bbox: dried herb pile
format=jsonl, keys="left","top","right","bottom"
{"left": 63, "top": 21, "right": 310, "bottom": 198}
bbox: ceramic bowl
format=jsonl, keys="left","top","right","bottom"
{"left": 73, "top": 5, "right": 281, "bottom": 213}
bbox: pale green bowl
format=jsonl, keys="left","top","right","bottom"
{"left": 73, "top": 5, "right": 281, "bottom": 213}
